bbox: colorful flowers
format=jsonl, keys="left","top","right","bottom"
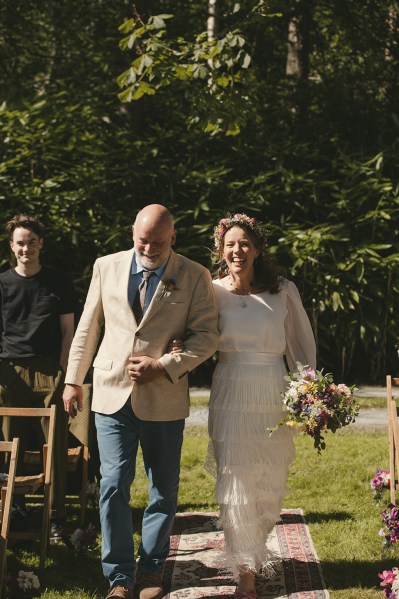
{"left": 213, "top": 213, "right": 267, "bottom": 250}
{"left": 376, "top": 486, "right": 399, "bottom": 593}
{"left": 271, "top": 362, "right": 359, "bottom": 453}
{"left": 371, "top": 469, "right": 391, "bottom": 502}
{"left": 159, "top": 278, "right": 176, "bottom": 299}
{"left": 69, "top": 522, "right": 98, "bottom": 554}
{"left": 4, "top": 571, "right": 41, "bottom": 598}
{"left": 378, "top": 567, "right": 399, "bottom": 598}
{"left": 380, "top": 504, "right": 399, "bottom": 549}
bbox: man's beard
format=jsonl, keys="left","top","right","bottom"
{"left": 138, "top": 252, "right": 162, "bottom": 270}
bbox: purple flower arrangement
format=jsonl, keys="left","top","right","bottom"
{"left": 371, "top": 469, "right": 391, "bottom": 502}
{"left": 378, "top": 568, "right": 399, "bottom": 598}
{"left": 380, "top": 504, "right": 399, "bottom": 550}
{"left": 70, "top": 522, "right": 98, "bottom": 554}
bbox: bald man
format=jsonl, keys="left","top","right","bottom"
{"left": 63, "top": 205, "right": 218, "bottom": 599}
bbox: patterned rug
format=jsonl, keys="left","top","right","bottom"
{"left": 163, "top": 511, "right": 329, "bottom": 599}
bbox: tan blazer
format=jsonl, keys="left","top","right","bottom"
{"left": 65, "top": 248, "right": 219, "bottom": 421}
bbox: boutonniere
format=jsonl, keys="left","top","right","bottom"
{"left": 159, "top": 278, "right": 176, "bottom": 299}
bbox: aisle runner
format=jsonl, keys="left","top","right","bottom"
{"left": 163, "top": 511, "right": 329, "bottom": 599}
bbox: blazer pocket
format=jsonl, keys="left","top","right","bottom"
{"left": 93, "top": 356, "right": 113, "bottom": 371}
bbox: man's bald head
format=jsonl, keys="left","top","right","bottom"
{"left": 134, "top": 204, "right": 174, "bottom": 230}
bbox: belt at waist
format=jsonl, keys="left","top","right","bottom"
{"left": 218, "top": 351, "right": 284, "bottom": 365}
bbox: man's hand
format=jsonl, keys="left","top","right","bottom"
{"left": 168, "top": 338, "right": 184, "bottom": 354}
{"left": 63, "top": 384, "right": 83, "bottom": 418}
{"left": 128, "top": 356, "right": 166, "bottom": 384}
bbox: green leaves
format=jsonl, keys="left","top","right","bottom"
{"left": 117, "top": 12, "right": 254, "bottom": 135}
{"left": 2, "top": 0, "right": 399, "bottom": 384}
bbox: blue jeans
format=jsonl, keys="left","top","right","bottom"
{"left": 95, "top": 398, "right": 185, "bottom": 589}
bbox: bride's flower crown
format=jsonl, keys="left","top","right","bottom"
{"left": 213, "top": 213, "right": 267, "bottom": 250}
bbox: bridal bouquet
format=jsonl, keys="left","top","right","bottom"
{"left": 271, "top": 362, "right": 359, "bottom": 453}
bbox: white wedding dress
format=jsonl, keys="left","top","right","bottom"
{"left": 208, "top": 278, "right": 316, "bottom": 578}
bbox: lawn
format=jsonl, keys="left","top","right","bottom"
{"left": 191, "top": 393, "right": 389, "bottom": 410}
{"left": 4, "top": 425, "right": 394, "bottom": 599}
{"left": 355, "top": 396, "right": 386, "bottom": 409}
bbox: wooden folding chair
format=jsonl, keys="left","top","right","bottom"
{"left": 23, "top": 384, "right": 93, "bottom": 527}
{"left": 24, "top": 444, "right": 89, "bottom": 527}
{"left": 387, "top": 375, "right": 399, "bottom": 505}
{"left": 21, "top": 384, "right": 94, "bottom": 529}
{"left": 0, "top": 406, "right": 56, "bottom": 570}
{"left": 0, "top": 437, "right": 19, "bottom": 597}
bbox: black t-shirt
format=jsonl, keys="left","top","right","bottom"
{"left": 0, "top": 266, "right": 77, "bottom": 359}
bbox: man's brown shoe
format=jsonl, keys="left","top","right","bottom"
{"left": 135, "top": 572, "right": 164, "bottom": 599}
{"left": 106, "top": 586, "right": 134, "bottom": 599}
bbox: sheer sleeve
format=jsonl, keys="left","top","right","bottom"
{"left": 284, "top": 281, "right": 317, "bottom": 373}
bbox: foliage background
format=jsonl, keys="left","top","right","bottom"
{"left": 1, "top": 0, "right": 398, "bottom": 383}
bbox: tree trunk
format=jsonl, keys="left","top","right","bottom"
{"left": 285, "top": 0, "right": 312, "bottom": 124}
{"left": 285, "top": 0, "right": 310, "bottom": 80}
{"left": 208, "top": 0, "right": 217, "bottom": 41}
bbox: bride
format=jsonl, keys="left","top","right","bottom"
{"left": 172, "top": 213, "right": 316, "bottom": 598}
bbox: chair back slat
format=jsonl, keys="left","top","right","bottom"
{"left": 0, "top": 437, "right": 19, "bottom": 596}
{"left": 0, "top": 407, "right": 53, "bottom": 417}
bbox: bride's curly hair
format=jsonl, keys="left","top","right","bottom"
{"left": 212, "top": 213, "right": 284, "bottom": 294}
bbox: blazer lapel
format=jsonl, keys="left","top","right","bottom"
{"left": 140, "top": 250, "right": 182, "bottom": 326}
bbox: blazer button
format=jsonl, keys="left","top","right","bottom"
{"left": 135, "top": 331, "right": 141, "bottom": 337}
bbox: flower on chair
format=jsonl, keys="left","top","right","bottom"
{"left": 380, "top": 504, "right": 399, "bottom": 550}
{"left": 70, "top": 522, "right": 98, "bottom": 554}
{"left": 4, "top": 571, "right": 41, "bottom": 598}
{"left": 371, "top": 469, "right": 391, "bottom": 502}
{"left": 378, "top": 567, "right": 399, "bottom": 598}
{"left": 159, "top": 278, "right": 176, "bottom": 299}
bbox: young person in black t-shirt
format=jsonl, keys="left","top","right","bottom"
{"left": 0, "top": 213, "right": 77, "bottom": 541}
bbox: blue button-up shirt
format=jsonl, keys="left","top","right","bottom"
{"left": 128, "top": 253, "right": 169, "bottom": 315}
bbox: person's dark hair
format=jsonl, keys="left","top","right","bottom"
{"left": 5, "top": 214, "right": 45, "bottom": 240}
{"left": 212, "top": 214, "right": 284, "bottom": 294}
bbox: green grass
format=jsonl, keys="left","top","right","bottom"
{"left": 190, "top": 393, "right": 389, "bottom": 409}
{"left": 286, "top": 429, "right": 392, "bottom": 599}
{"left": 355, "top": 395, "right": 386, "bottom": 409}
{"left": 190, "top": 395, "right": 210, "bottom": 407}
{"left": 5, "top": 426, "right": 394, "bottom": 598}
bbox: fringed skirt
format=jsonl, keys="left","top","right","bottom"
{"left": 208, "top": 352, "right": 295, "bottom": 580}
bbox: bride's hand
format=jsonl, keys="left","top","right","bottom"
{"left": 168, "top": 338, "right": 184, "bottom": 354}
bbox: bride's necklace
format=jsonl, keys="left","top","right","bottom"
{"left": 227, "top": 276, "right": 252, "bottom": 309}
